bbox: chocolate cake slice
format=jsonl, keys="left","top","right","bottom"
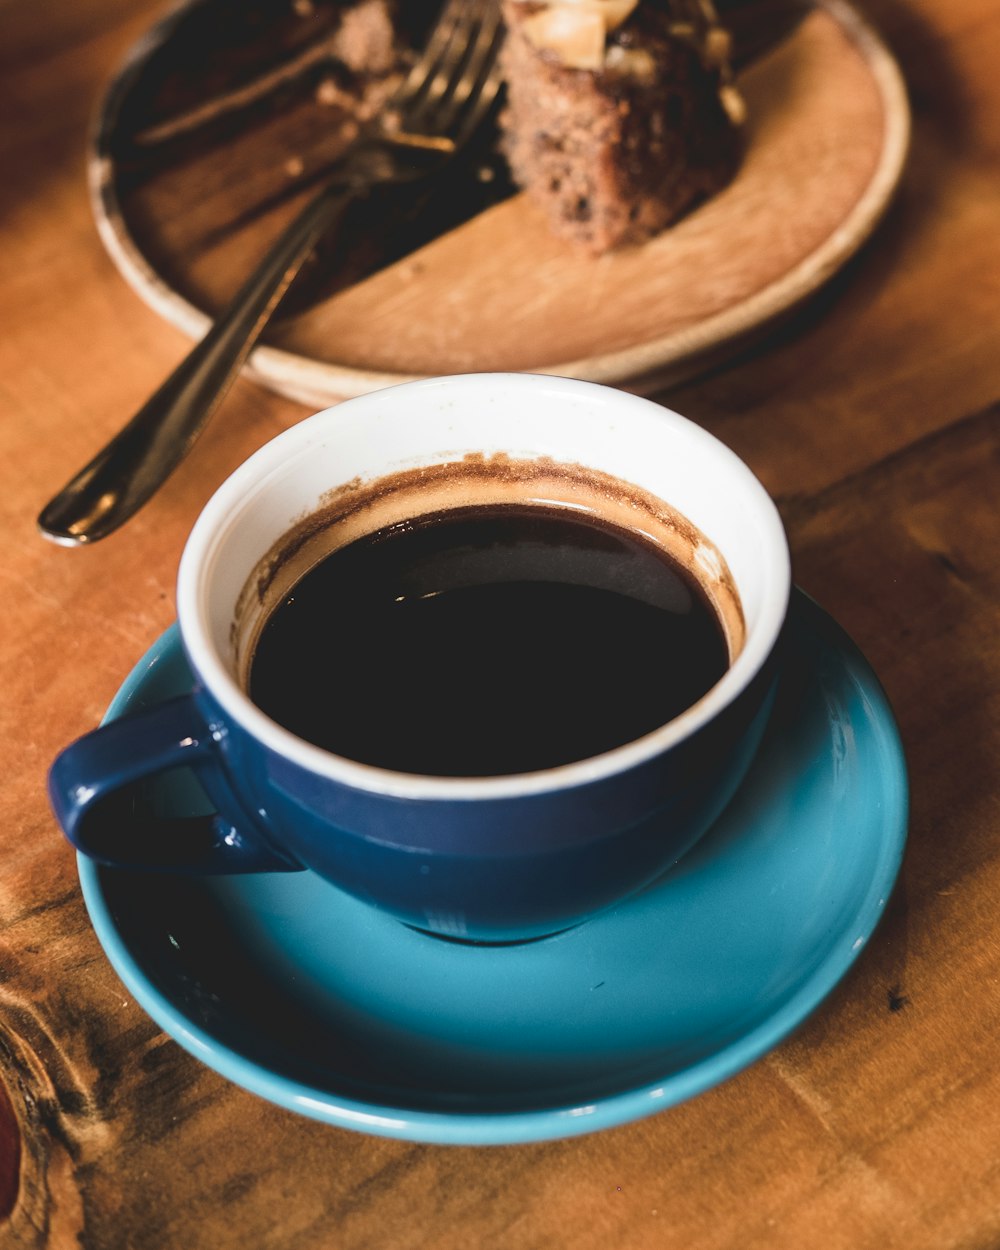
{"left": 499, "top": 0, "right": 745, "bottom": 253}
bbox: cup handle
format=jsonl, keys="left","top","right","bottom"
{"left": 48, "top": 693, "right": 302, "bottom": 874}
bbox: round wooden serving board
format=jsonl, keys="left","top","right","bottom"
{"left": 90, "top": 0, "right": 910, "bottom": 405}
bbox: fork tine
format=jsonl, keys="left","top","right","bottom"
{"left": 440, "top": 1, "right": 503, "bottom": 113}
{"left": 402, "top": 0, "right": 490, "bottom": 125}
{"left": 444, "top": 21, "right": 504, "bottom": 148}
{"left": 451, "top": 67, "right": 503, "bottom": 151}
{"left": 392, "top": 0, "right": 473, "bottom": 111}
{"left": 408, "top": 1, "right": 503, "bottom": 137}
{"left": 377, "top": 0, "right": 502, "bottom": 163}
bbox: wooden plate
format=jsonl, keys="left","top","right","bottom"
{"left": 90, "top": 0, "right": 910, "bottom": 405}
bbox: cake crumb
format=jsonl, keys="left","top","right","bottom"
{"left": 335, "top": 0, "right": 397, "bottom": 75}
{"left": 316, "top": 77, "right": 351, "bottom": 108}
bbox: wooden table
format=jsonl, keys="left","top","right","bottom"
{"left": 2, "top": 1, "right": 999, "bottom": 1246}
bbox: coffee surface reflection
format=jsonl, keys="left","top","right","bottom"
{"left": 248, "top": 503, "right": 730, "bottom": 775}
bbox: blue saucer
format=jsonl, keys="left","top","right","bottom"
{"left": 77, "top": 591, "right": 907, "bottom": 1144}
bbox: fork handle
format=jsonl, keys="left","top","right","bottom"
{"left": 38, "top": 180, "right": 359, "bottom": 546}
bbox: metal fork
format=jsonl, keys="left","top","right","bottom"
{"left": 39, "top": 0, "right": 504, "bottom": 547}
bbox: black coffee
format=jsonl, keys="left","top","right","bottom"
{"left": 249, "top": 504, "right": 729, "bottom": 776}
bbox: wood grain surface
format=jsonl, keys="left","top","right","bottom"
{"left": 1, "top": 0, "right": 1000, "bottom": 1247}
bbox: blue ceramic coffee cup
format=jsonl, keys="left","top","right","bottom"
{"left": 50, "top": 374, "right": 790, "bottom": 941}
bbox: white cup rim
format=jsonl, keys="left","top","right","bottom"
{"left": 177, "top": 374, "right": 791, "bottom": 800}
